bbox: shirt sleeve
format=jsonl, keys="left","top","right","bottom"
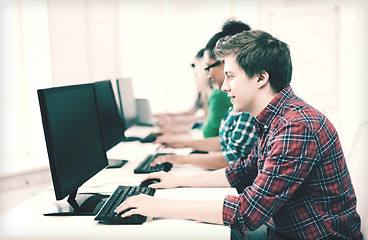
{"left": 223, "top": 113, "right": 258, "bottom": 162}
{"left": 225, "top": 144, "right": 259, "bottom": 193}
{"left": 202, "top": 89, "right": 231, "bottom": 138}
{"left": 223, "top": 121, "right": 319, "bottom": 235}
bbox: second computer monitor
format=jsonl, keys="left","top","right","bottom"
{"left": 94, "top": 80, "right": 125, "bottom": 151}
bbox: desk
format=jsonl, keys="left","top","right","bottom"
{"left": 0, "top": 137, "right": 237, "bottom": 240}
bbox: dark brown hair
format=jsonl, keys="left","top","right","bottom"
{"left": 205, "top": 20, "right": 251, "bottom": 60}
{"left": 214, "top": 30, "right": 292, "bottom": 93}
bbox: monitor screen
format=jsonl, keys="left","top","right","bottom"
{"left": 94, "top": 80, "right": 125, "bottom": 151}
{"left": 38, "top": 83, "right": 108, "bottom": 201}
{"left": 136, "top": 98, "right": 154, "bottom": 126}
{"left": 116, "top": 78, "right": 138, "bottom": 129}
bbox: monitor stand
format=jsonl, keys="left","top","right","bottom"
{"left": 122, "top": 136, "right": 141, "bottom": 142}
{"left": 43, "top": 191, "right": 109, "bottom": 216}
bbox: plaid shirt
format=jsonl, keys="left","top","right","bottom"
{"left": 219, "top": 107, "right": 258, "bottom": 163}
{"left": 223, "top": 86, "right": 362, "bottom": 239}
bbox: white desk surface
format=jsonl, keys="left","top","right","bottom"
{"left": 0, "top": 134, "right": 237, "bottom": 240}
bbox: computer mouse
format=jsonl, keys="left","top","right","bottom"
{"left": 140, "top": 178, "right": 160, "bottom": 187}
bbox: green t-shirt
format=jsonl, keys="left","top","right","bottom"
{"left": 202, "top": 89, "right": 231, "bottom": 138}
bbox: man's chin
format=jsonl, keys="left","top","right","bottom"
{"left": 232, "top": 105, "right": 242, "bottom": 113}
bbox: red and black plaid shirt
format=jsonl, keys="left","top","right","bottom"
{"left": 223, "top": 86, "right": 362, "bottom": 239}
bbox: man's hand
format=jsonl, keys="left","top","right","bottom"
{"left": 114, "top": 194, "right": 168, "bottom": 218}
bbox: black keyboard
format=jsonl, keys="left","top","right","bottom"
{"left": 140, "top": 132, "right": 162, "bottom": 143}
{"left": 95, "top": 185, "right": 155, "bottom": 224}
{"left": 134, "top": 153, "right": 173, "bottom": 174}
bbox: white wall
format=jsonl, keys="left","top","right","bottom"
{"left": 1, "top": 0, "right": 367, "bottom": 164}
{"left": 47, "top": 0, "right": 258, "bottom": 114}
{"left": 0, "top": 0, "right": 52, "bottom": 161}
{"left": 256, "top": 0, "right": 368, "bottom": 154}
{"left": 117, "top": 0, "right": 258, "bottom": 113}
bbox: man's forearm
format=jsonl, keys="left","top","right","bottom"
{"left": 179, "top": 168, "right": 230, "bottom": 188}
{"left": 184, "top": 137, "right": 221, "bottom": 152}
{"left": 164, "top": 199, "right": 224, "bottom": 225}
{"left": 186, "top": 152, "right": 229, "bottom": 170}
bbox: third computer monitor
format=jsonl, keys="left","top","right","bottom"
{"left": 116, "top": 78, "right": 138, "bottom": 129}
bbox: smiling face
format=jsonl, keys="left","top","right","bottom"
{"left": 203, "top": 50, "right": 224, "bottom": 89}
{"left": 221, "top": 54, "right": 259, "bottom": 114}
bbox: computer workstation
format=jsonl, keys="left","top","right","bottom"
{"left": 94, "top": 79, "right": 156, "bottom": 168}
{"left": 94, "top": 80, "right": 175, "bottom": 173}
{"left": 37, "top": 83, "right": 157, "bottom": 221}
{"left": 0, "top": 169, "right": 233, "bottom": 239}
{"left": 94, "top": 80, "right": 133, "bottom": 168}
{"left": 115, "top": 78, "right": 161, "bottom": 143}
{"left": 0, "top": 82, "right": 234, "bottom": 239}
{"left": 95, "top": 78, "right": 158, "bottom": 145}
{"left": 113, "top": 78, "right": 182, "bottom": 173}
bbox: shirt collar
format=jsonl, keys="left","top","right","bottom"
{"left": 254, "top": 86, "right": 294, "bottom": 135}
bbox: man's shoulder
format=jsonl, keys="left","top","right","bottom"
{"left": 277, "top": 97, "right": 333, "bottom": 135}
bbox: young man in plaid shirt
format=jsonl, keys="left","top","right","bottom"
{"left": 115, "top": 30, "right": 363, "bottom": 239}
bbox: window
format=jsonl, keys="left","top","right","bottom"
{"left": 0, "top": 0, "right": 51, "bottom": 163}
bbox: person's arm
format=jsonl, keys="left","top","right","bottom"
{"left": 151, "top": 152, "right": 229, "bottom": 170}
{"left": 143, "top": 167, "right": 230, "bottom": 189}
{"left": 114, "top": 169, "right": 230, "bottom": 223}
{"left": 159, "top": 122, "right": 192, "bottom": 134}
{"left": 115, "top": 196, "right": 224, "bottom": 225}
{"left": 154, "top": 133, "right": 193, "bottom": 147}
{"left": 221, "top": 112, "right": 258, "bottom": 163}
{"left": 183, "top": 136, "right": 221, "bottom": 151}
{"left": 155, "top": 136, "right": 221, "bottom": 152}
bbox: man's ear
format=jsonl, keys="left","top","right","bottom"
{"left": 256, "top": 71, "right": 269, "bottom": 88}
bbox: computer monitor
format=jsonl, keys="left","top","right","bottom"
{"left": 136, "top": 98, "right": 155, "bottom": 126}
{"left": 116, "top": 78, "right": 138, "bottom": 129}
{"left": 94, "top": 80, "right": 125, "bottom": 151}
{"left": 94, "top": 80, "right": 138, "bottom": 167}
{"left": 38, "top": 83, "right": 109, "bottom": 215}
{"left": 115, "top": 78, "right": 158, "bottom": 143}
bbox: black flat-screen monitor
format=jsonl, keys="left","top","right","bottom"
{"left": 94, "top": 80, "right": 137, "bottom": 167}
{"left": 94, "top": 80, "right": 127, "bottom": 150}
{"left": 38, "top": 83, "right": 109, "bottom": 215}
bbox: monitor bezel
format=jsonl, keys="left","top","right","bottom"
{"left": 38, "top": 83, "right": 108, "bottom": 201}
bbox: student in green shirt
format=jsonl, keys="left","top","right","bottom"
{"left": 201, "top": 20, "right": 251, "bottom": 138}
